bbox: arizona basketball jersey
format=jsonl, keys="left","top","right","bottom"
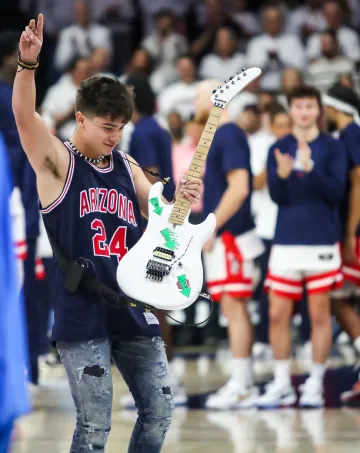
{"left": 41, "top": 141, "right": 161, "bottom": 342}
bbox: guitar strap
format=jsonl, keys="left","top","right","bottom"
{"left": 43, "top": 222, "right": 154, "bottom": 312}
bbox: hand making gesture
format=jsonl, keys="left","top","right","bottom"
{"left": 19, "top": 14, "right": 44, "bottom": 64}
{"left": 297, "top": 139, "right": 314, "bottom": 173}
{"left": 275, "top": 148, "right": 294, "bottom": 179}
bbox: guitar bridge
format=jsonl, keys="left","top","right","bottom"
{"left": 146, "top": 259, "right": 171, "bottom": 282}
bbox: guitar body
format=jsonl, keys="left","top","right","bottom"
{"left": 117, "top": 182, "right": 216, "bottom": 310}
{"left": 117, "top": 68, "right": 262, "bottom": 310}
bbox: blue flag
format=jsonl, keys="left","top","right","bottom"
{"left": 0, "top": 132, "right": 30, "bottom": 445}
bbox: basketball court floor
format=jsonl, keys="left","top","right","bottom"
{"left": 11, "top": 346, "right": 360, "bottom": 453}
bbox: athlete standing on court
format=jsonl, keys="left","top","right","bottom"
{"left": 258, "top": 86, "right": 347, "bottom": 408}
{"left": 12, "top": 15, "right": 202, "bottom": 453}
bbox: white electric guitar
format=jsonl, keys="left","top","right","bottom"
{"left": 117, "top": 67, "right": 262, "bottom": 310}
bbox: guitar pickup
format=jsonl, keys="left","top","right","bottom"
{"left": 153, "top": 247, "right": 175, "bottom": 261}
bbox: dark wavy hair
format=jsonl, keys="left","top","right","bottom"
{"left": 287, "top": 85, "right": 322, "bottom": 109}
{"left": 76, "top": 76, "right": 134, "bottom": 122}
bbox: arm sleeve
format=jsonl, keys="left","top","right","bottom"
{"left": 342, "top": 126, "right": 360, "bottom": 168}
{"left": 129, "top": 130, "right": 159, "bottom": 169}
{"left": 220, "top": 128, "right": 249, "bottom": 174}
{"left": 279, "top": 36, "right": 306, "bottom": 69}
{"left": 306, "top": 139, "right": 348, "bottom": 205}
{"left": 267, "top": 144, "right": 290, "bottom": 205}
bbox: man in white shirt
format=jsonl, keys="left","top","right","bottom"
{"left": 54, "top": 0, "right": 112, "bottom": 73}
{"left": 41, "top": 56, "right": 91, "bottom": 140}
{"left": 307, "top": 30, "right": 355, "bottom": 91}
{"left": 247, "top": 3, "right": 306, "bottom": 91}
{"left": 306, "top": 0, "right": 360, "bottom": 63}
{"left": 157, "top": 54, "right": 198, "bottom": 122}
{"left": 199, "top": 27, "right": 247, "bottom": 82}
{"left": 141, "top": 9, "right": 188, "bottom": 92}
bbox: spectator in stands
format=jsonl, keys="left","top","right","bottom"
{"left": 288, "top": 0, "right": 326, "bottom": 41}
{"left": 199, "top": 27, "right": 247, "bottom": 82}
{"left": 123, "top": 48, "right": 155, "bottom": 80}
{"left": 278, "top": 68, "right": 304, "bottom": 108}
{"left": 306, "top": 30, "right": 355, "bottom": 91}
{"left": 54, "top": 0, "right": 112, "bottom": 73}
{"left": 199, "top": 80, "right": 264, "bottom": 410}
{"left": 141, "top": 9, "right": 188, "bottom": 92}
{"left": 247, "top": 2, "right": 306, "bottom": 91}
{"left": 269, "top": 107, "right": 292, "bottom": 140}
{"left": 258, "top": 86, "right": 347, "bottom": 408}
{"left": 229, "top": 0, "right": 260, "bottom": 41}
{"left": 0, "top": 31, "right": 42, "bottom": 387}
{"left": 323, "top": 84, "right": 360, "bottom": 405}
{"left": 306, "top": 0, "right": 360, "bottom": 64}
{"left": 41, "top": 56, "right": 91, "bottom": 140}
{"left": 158, "top": 54, "right": 198, "bottom": 123}
{"left": 189, "top": 0, "right": 242, "bottom": 62}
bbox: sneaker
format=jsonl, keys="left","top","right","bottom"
{"left": 298, "top": 377, "right": 324, "bottom": 408}
{"left": 340, "top": 380, "right": 360, "bottom": 405}
{"left": 257, "top": 381, "right": 297, "bottom": 409}
{"left": 205, "top": 379, "right": 258, "bottom": 410}
{"left": 120, "top": 381, "right": 188, "bottom": 409}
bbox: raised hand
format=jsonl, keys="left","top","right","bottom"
{"left": 19, "top": 14, "right": 44, "bottom": 64}
{"left": 275, "top": 148, "right": 294, "bottom": 179}
{"left": 297, "top": 139, "right": 313, "bottom": 173}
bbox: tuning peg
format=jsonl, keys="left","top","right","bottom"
{"left": 229, "top": 76, "right": 233, "bottom": 80}
{"left": 241, "top": 68, "right": 246, "bottom": 72}
{"left": 212, "top": 89, "right": 216, "bottom": 93}
{"left": 243, "top": 72, "right": 247, "bottom": 76}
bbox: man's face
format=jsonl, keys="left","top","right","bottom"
{"left": 271, "top": 113, "right": 292, "bottom": 139}
{"left": 324, "top": 2, "right": 343, "bottom": 29}
{"left": 321, "top": 34, "right": 338, "bottom": 58}
{"left": 238, "top": 110, "right": 261, "bottom": 135}
{"left": 263, "top": 8, "right": 282, "bottom": 36}
{"left": 78, "top": 114, "right": 127, "bottom": 156}
{"left": 177, "top": 57, "right": 196, "bottom": 84}
{"left": 289, "top": 97, "right": 321, "bottom": 129}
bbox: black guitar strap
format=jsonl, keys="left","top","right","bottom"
{"left": 43, "top": 223, "right": 153, "bottom": 312}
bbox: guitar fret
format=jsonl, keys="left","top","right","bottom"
{"left": 170, "top": 106, "right": 223, "bottom": 225}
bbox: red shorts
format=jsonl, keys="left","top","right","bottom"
{"left": 342, "top": 237, "right": 360, "bottom": 286}
{"left": 203, "top": 232, "right": 254, "bottom": 302}
{"left": 265, "top": 269, "right": 343, "bottom": 300}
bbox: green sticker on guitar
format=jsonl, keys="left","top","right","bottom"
{"left": 177, "top": 274, "right": 191, "bottom": 298}
{"left": 160, "top": 228, "right": 179, "bottom": 250}
{"left": 149, "top": 197, "right": 163, "bottom": 215}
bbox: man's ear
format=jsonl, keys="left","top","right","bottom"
{"left": 76, "top": 111, "right": 85, "bottom": 128}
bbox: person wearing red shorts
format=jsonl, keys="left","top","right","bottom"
{"left": 199, "top": 80, "right": 264, "bottom": 410}
{"left": 257, "top": 86, "right": 347, "bottom": 408}
{"left": 324, "top": 83, "right": 360, "bottom": 405}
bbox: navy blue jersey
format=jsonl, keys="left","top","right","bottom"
{"left": 267, "top": 133, "right": 347, "bottom": 246}
{"left": 338, "top": 122, "right": 360, "bottom": 236}
{"left": 41, "top": 141, "right": 161, "bottom": 342}
{"left": 129, "top": 116, "right": 175, "bottom": 201}
{"left": 202, "top": 123, "right": 255, "bottom": 236}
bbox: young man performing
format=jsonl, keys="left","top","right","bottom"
{"left": 258, "top": 86, "right": 347, "bottom": 408}
{"left": 323, "top": 83, "right": 360, "bottom": 404}
{"left": 199, "top": 80, "right": 264, "bottom": 410}
{"left": 13, "top": 15, "right": 202, "bottom": 453}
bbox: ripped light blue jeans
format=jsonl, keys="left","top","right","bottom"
{"left": 57, "top": 336, "right": 174, "bottom": 453}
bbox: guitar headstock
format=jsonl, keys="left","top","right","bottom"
{"left": 210, "top": 67, "right": 262, "bottom": 109}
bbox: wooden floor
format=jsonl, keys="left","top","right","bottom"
{"left": 10, "top": 354, "right": 360, "bottom": 453}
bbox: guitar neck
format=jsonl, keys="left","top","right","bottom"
{"left": 169, "top": 106, "right": 223, "bottom": 226}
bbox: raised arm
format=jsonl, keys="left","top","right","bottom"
{"left": 12, "top": 15, "right": 69, "bottom": 185}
